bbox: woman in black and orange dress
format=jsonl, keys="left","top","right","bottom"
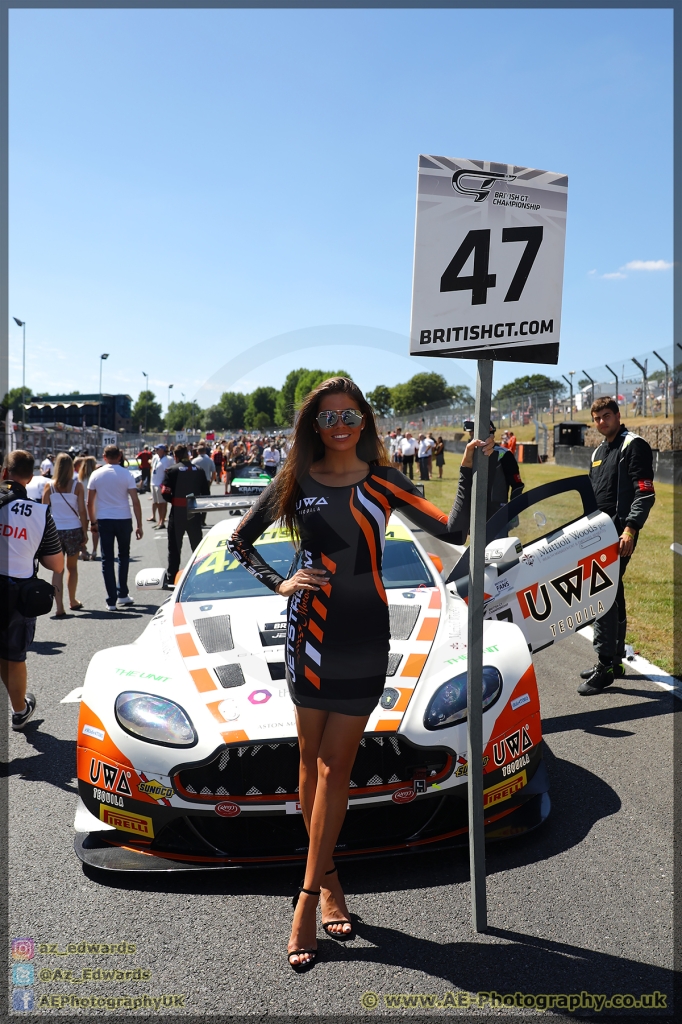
{"left": 228, "top": 377, "right": 492, "bottom": 971}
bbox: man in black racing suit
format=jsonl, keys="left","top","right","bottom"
{"left": 578, "top": 397, "right": 655, "bottom": 695}
{"left": 161, "top": 446, "right": 210, "bottom": 584}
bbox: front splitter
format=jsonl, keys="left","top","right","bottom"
{"left": 75, "top": 790, "right": 550, "bottom": 873}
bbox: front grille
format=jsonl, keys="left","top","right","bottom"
{"left": 175, "top": 735, "right": 450, "bottom": 800}
{"left": 193, "top": 614, "right": 234, "bottom": 654}
{"left": 214, "top": 663, "right": 245, "bottom": 688}
{"left": 389, "top": 604, "right": 419, "bottom": 640}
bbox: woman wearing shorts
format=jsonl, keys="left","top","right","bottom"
{"left": 42, "top": 453, "right": 88, "bottom": 616}
{"left": 228, "top": 377, "right": 492, "bottom": 971}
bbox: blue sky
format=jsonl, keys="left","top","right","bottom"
{"left": 9, "top": 7, "right": 672, "bottom": 409}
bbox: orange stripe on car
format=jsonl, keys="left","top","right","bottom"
{"left": 220, "top": 729, "right": 249, "bottom": 744}
{"left": 428, "top": 590, "right": 441, "bottom": 609}
{"left": 416, "top": 617, "right": 439, "bottom": 641}
{"left": 348, "top": 492, "right": 387, "bottom": 605}
{"left": 206, "top": 700, "right": 229, "bottom": 723}
{"left": 371, "top": 475, "right": 448, "bottom": 524}
{"left": 312, "top": 596, "right": 327, "bottom": 620}
{"left": 172, "top": 603, "right": 186, "bottom": 626}
{"left": 393, "top": 687, "right": 414, "bottom": 712}
{"left": 190, "top": 669, "right": 217, "bottom": 693}
{"left": 401, "top": 653, "right": 428, "bottom": 677}
{"left": 176, "top": 632, "right": 199, "bottom": 658}
{"left": 304, "top": 665, "right": 321, "bottom": 689}
{"left": 374, "top": 718, "right": 400, "bottom": 732}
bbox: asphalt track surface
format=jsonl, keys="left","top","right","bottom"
{"left": 5, "top": 484, "right": 676, "bottom": 1019}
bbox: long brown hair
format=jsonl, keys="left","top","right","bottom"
{"left": 53, "top": 452, "right": 74, "bottom": 492}
{"left": 270, "top": 376, "right": 389, "bottom": 538}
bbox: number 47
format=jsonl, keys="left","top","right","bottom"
{"left": 440, "top": 226, "right": 543, "bottom": 305}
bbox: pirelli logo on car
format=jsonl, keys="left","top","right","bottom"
{"left": 99, "top": 806, "right": 154, "bottom": 838}
{"left": 483, "top": 771, "right": 527, "bottom": 808}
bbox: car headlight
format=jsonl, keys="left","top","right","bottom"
{"left": 115, "top": 691, "right": 197, "bottom": 747}
{"left": 423, "top": 666, "right": 503, "bottom": 731}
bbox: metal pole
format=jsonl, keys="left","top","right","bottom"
{"left": 466, "top": 357, "right": 492, "bottom": 934}
{"left": 22, "top": 322, "right": 25, "bottom": 405}
{"left": 581, "top": 370, "right": 596, "bottom": 411}
{"left": 652, "top": 351, "right": 670, "bottom": 419}
{"left": 605, "top": 364, "right": 618, "bottom": 406}
{"left": 562, "top": 375, "right": 573, "bottom": 418}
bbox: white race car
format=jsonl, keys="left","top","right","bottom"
{"left": 74, "top": 477, "right": 619, "bottom": 871}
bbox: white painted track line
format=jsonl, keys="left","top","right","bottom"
{"left": 578, "top": 625, "right": 682, "bottom": 699}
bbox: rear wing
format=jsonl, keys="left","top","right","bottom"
{"left": 186, "top": 495, "right": 257, "bottom": 516}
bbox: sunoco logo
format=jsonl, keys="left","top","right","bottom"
{"left": 452, "top": 168, "right": 516, "bottom": 203}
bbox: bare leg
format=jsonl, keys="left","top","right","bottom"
{"left": 288, "top": 709, "right": 369, "bottom": 963}
{"left": 52, "top": 569, "right": 65, "bottom": 615}
{"left": 0, "top": 658, "right": 28, "bottom": 712}
{"left": 66, "top": 553, "right": 80, "bottom": 608}
{"left": 91, "top": 527, "right": 99, "bottom": 558}
{"left": 157, "top": 502, "right": 167, "bottom": 527}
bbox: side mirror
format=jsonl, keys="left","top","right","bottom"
{"left": 135, "top": 568, "right": 168, "bottom": 590}
{"left": 427, "top": 552, "right": 443, "bottom": 574}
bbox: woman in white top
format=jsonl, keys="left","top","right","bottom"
{"left": 42, "top": 453, "right": 88, "bottom": 616}
{"left": 77, "top": 456, "right": 98, "bottom": 560}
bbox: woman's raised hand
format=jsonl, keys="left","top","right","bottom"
{"left": 460, "top": 435, "right": 495, "bottom": 468}
{"left": 277, "top": 568, "right": 329, "bottom": 597}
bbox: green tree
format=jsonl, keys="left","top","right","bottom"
{"left": 494, "top": 374, "right": 565, "bottom": 402}
{"left": 244, "top": 386, "right": 278, "bottom": 430}
{"left": 366, "top": 384, "right": 393, "bottom": 416}
{"left": 293, "top": 369, "right": 350, "bottom": 409}
{"left": 390, "top": 372, "right": 455, "bottom": 413}
{"left": 217, "top": 391, "right": 248, "bottom": 431}
{"left": 1, "top": 386, "right": 33, "bottom": 420}
{"left": 131, "top": 390, "right": 163, "bottom": 431}
{"left": 203, "top": 404, "right": 230, "bottom": 432}
{"left": 275, "top": 368, "right": 308, "bottom": 426}
{"left": 253, "top": 411, "right": 271, "bottom": 431}
{"left": 164, "top": 400, "right": 203, "bottom": 432}
{"left": 450, "top": 384, "right": 474, "bottom": 407}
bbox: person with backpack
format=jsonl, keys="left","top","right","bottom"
{"left": 41, "top": 453, "right": 88, "bottom": 616}
{"left": 0, "top": 450, "right": 63, "bottom": 730}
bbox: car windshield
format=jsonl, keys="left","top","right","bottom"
{"left": 179, "top": 529, "right": 433, "bottom": 601}
{"left": 236, "top": 464, "right": 265, "bottom": 478}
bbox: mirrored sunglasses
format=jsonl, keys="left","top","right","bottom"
{"left": 315, "top": 408, "right": 363, "bottom": 429}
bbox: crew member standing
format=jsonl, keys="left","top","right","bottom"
{"left": 262, "top": 439, "right": 281, "bottom": 478}
{"left": 0, "top": 450, "right": 63, "bottom": 730}
{"left": 465, "top": 420, "right": 524, "bottom": 524}
{"left": 579, "top": 397, "right": 655, "bottom": 695}
{"left": 162, "top": 445, "right": 209, "bottom": 582}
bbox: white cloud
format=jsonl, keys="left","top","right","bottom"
{"left": 591, "top": 258, "right": 673, "bottom": 280}
{"left": 623, "top": 259, "right": 673, "bottom": 272}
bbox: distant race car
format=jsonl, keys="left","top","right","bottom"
{"left": 229, "top": 464, "right": 271, "bottom": 496}
{"left": 74, "top": 477, "right": 619, "bottom": 871}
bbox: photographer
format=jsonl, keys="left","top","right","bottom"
{"left": 0, "top": 451, "right": 63, "bottom": 730}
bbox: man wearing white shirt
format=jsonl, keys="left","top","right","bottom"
{"left": 40, "top": 454, "right": 53, "bottom": 478}
{"left": 262, "top": 441, "right": 281, "bottom": 478}
{"left": 417, "top": 434, "right": 433, "bottom": 481}
{"left": 87, "top": 445, "right": 143, "bottom": 610}
{"left": 149, "top": 444, "right": 174, "bottom": 530}
{"left": 399, "top": 432, "right": 417, "bottom": 479}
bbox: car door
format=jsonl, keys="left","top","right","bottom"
{"left": 446, "top": 475, "right": 620, "bottom": 654}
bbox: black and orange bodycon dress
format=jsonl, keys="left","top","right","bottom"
{"left": 228, "top": 464, "right": 474, "bottom": 715}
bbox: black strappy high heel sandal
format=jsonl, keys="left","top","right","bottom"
{"left": 288, "top": 887, "right": 320, "bottom": 972}
{"left": 321, "top": 866, "right": 355, "bottom": 941}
